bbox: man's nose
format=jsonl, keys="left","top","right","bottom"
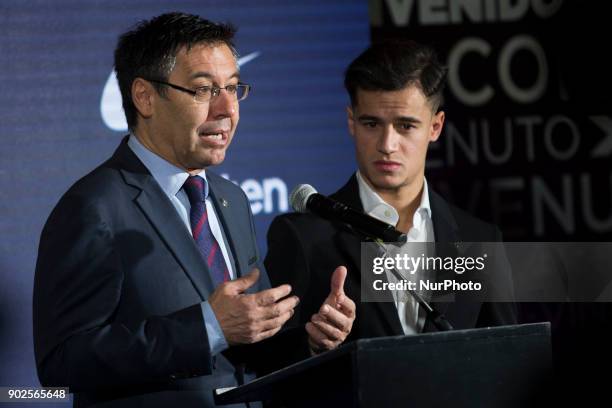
{"left": 209, "top": 89, "right": 236, "bottom": 119}
{"left": 377, "top": 125, "right": 399, "bottom": 154}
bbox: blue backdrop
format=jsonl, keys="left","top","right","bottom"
{"left": 0, "top": 0, "right": 369, "bottom": 399}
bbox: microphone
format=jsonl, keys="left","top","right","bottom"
{"left": 290, "top": 184, "right": 407, "bottom": 243}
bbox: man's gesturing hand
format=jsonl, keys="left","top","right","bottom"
{"left": 306, "top": 266, "right": 356, "bottom": 354}
{"left": 208, "top": 268, "right": 299, "bottom": 345}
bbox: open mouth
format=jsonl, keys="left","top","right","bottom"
{"left": 199, "top": 130, "right": 229, "bottom": 145}
{"left": 202, "top": 133, "right": 223, "bottom": 140}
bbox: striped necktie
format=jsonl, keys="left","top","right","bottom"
{"left": 183, "top": 175, "right": 230, "bottom": 287}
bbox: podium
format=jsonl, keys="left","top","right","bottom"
{"left": 215, "top": 323, "right": 551, "bottom": 407}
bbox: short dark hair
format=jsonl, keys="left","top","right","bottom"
{"left": 114, "top": 12, "right": 237, "bottom": 131}
{"left": 344, "top": 40, "right": 447, "bottom": 111}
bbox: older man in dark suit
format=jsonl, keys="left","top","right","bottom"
{"left": 33, "top": 13, "right": 355, "bottom": 408}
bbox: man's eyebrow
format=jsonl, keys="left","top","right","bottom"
{"left": 395, "top": 116, "right": 422, "bottom": 124}
{"left": 357, "top": 115, "right": 381, "bottom": 121}
{"left": 189, "top": 71, "right": 241, "bottom": 82}
{"left": 357, "top": 115, "right": 422, "bottom": 124}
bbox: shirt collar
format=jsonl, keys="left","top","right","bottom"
{"left": 127, "top": 134, "right": 208, "bottom": 199}
{"left": 356, "top": 171, "right": 432, "bottom": 227}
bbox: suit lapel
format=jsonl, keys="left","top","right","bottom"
{"left": 332, "top": 175, "right": 405, "bottom": 336}
{"left": 114, "top": 138, "right": 216, "bottom": 300}
{"left": 206, "top": 173, "right": 250, "bottom": 279}
{"left": 424, "top": 191, "right": 459, "bottom": 330}
{"left": 426, "top": 190, "right": 482, "bottom": 331}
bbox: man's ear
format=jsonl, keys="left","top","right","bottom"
{"left": 429, "top": 110, "right": 445, "bottom": 142}
{"left": 347, "top": 106, "right": 355, "bottom": 138}
{"left": 131, "top": 78, "right": 155, "bottom": 120}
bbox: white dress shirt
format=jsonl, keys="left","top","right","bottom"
{"left": 356, "top": 171, "right": 435, "bottom": 334}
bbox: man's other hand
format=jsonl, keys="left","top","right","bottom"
{"left": 209, "top": 268, "right": 299, "bottom": 345}
{"left": 306, "top": 266, "right": 356, "bottom": 354}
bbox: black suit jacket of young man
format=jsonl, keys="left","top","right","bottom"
{"left": 265, "top": 174, "right": 517, "bottom": 341}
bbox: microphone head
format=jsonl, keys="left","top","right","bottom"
{"left": 290, "top": 184, "right": 317, "bottom": 213}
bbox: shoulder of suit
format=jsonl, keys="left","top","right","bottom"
{"left": 40, "top": 159, "right": 129, "bottom": 226}
{"left": 206, "top": 170, "right": 248, "bottom": 199}
{"left": 427, "top": 186, "right": 500, "bottom": 240}
{"left": 206, "top": 170, "right": 239, "bottom": 187}
{"left": 61, "top": 158, "right": 125, "bottom": 201}
{"left": 441, "top": 199, "right": 500, "bottom": 240}
{"left": 273, "top": 211, "right": 326, "bottom": 225}
{"left": 269, "top": 211, "right": 343, "bottom": 240}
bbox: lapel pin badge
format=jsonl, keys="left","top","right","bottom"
{"left": 220, "top": 198, "right": 229, "bottom": 207}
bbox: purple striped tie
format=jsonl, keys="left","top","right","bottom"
{"left": 183, "top": 175, "right": 230, "bottom": 287}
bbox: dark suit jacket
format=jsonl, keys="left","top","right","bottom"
{"left": 265, "top": 175, "right": 517, "bottom": 341}
{"left": 33, "top": 138, "right": 302, "bottom": 407}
